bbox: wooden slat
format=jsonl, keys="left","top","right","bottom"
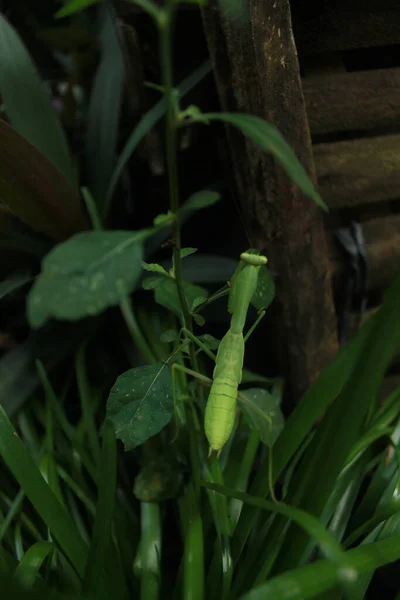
{"left": 291, "top": 0, "right": 400, "bottom": 55}
{"left": 201, "top": 0, "right": 338, "bottom": 407}
{"left": 303, "top": 68, "right": 400, "bottom": 136}
{"left": 314, "top": 134, "right": 400, "bottom": 208}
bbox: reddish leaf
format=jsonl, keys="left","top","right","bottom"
{"left": 0, "top": 119, "right": 88, "bottom": 241}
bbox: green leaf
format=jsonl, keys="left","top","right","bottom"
{"left": 240, "top": 388, "right": 284, "bottom": 446}
{"left": 55, "top": 0, "right": 101, "bottom": 18}
{"left": 251, "top": 266, "right": 275, "bottom": 311}
{"left": 193, "top": 314, "right": 206, "bottom": 327}
{"left": 190, "top": 295, "right": 207, "bottom": 312}
{"left": 160, "top": 329, "right": 178, "bottom": 343}
{"left": 0, "top": 15, "right": 75, "bottom": 185}
{"left": 197, "top": 334, "right": 220, "bottom": 351}
{"left": 0, "top": 406, "right": 87, "bottom": 577}
{"left": 196, "top": 113, "right": 326, "bottom": 210}
{"left": 153, "top": 211, "right": 175, "bottom": 227}
{"left": 14, "top": 541, "right": 53, "bottom": 588}
{"left": 0, "top": 271, "right": 32, "bottom": 301}
{"left": 182, "top": 190, "right": 221, "bottom": 212}
{"left": 142, "top": 276, "right": 163, "bottom": 290}
{"left": 142, "top": 263, "right": 169, "bottom": 276}
{"left": 106, "top": 363, "right": 173, "bottom": 450}
{"left": 27, "top": 230, "right": 148, "bottom": 328}
{"left": 133, "top": 457, "right": 183, "bottom": 502}
{"left": 82, "top": 421, "right": 118, "bottom": 599}
{"left": 180, "top": 247, "right": 198, "bottom": 260}
{"left": 106, "top": 60, "right": 212, "bottom": 214}
{"left": 154, "top": 278, "right": 208, "bottom": 319}
{"left": 0, "top": 120, "right": 87, "bottom": 241}
{"left": 237, "top": 533, "right": 400, "bottom": 600}
{"left": 86, "top": 3, "right": 124, "bottom": 214}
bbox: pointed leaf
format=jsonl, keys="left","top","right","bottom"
{"left": 251, "top": 265, "right": 275, "bottom": 311}
{"left": 180, "top": 247, "right": 198, "bottom": 260}
{"left": 142, "top": 263, "right": 169, "bottom": 276}
{"left": 28, "top": 230, "right": 149, "bottom": 327}
{"left": 14, "top": 541, "right": 54, "bottom": 588}
{"left": 197, "top": 112, "right": 326, "bottom": 210}
{"left": 55, "top": 0, "right": 101, "bottom": 18}
{"left": 0, "top": 16, "right": 75, "bottom": 184}
{"left": 0, "top": 271, "right": 32, "bottom": 301}
{"left": 0, "top": 120, "right": 87, "bottom": 241}
{"left": 182, "top": 190, "right": 221, "bottom": 212}
{"left": 240, "top": 388, "right": 284, "bottom": 446}
{"left": 106, "top": 363, "right": 173, "bottom": 450}
{"left": 154, "top": 278, "right": 208, "bottom": 319}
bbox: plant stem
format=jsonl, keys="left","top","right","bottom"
{"left": 120, "top": 295, "right": 157, "bottom": 365}
{"left": 158, "top": 2, "right": 199, "bottom": 373}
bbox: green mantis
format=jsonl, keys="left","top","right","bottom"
{"left": 204, "top": 251, "right": 268, "bottom": 455}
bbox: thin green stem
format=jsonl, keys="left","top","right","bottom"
{"left": 181, "top": 328, "right": 217, "bottom": 362}
{"left": 244, "top": 310, "right": 266, "bottom": 343}
{"left": 120, "top": 295, "right": 157, "bottom": 365}
{"left": 158, "top": 2, "right": 199, "bottom": 374}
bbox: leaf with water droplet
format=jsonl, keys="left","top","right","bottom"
{"left": 106, "top": 362, "right": 173, "bottom": 450}
{"left": 28, "top": 229, "right": 151, "bottom": 328}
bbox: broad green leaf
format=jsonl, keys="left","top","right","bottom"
{"left": 106, "top": 60, "right": 212, "bottom": 214}
{"left": 154, "top": 278, "right": 208, "bottom": 319}
{"left": 0, "top": 406, "right": 87, "bottom": 577}
{"left": 142, "top": 263, "right": 169, "bottom": 276}
{"left": 106, "top": 363, "right": 173, "bottom": 450}
{"left": 142, "top": 276, "right": 163, "bottom": 290}
{"left": 240, "top": 388, "right": 284, "bottom": 446}
{"left": 85, "top": 3, "right": 124, "bottom": 215}
{"left": 0, "top": 16, "right": 75, "bottom": 185}
{"left": 160, "top": 329, "right": 178, "bottom": 343}
{"left": 55, "top": 0, "right": 101, "bottom": 18}
{"left": 251, "top": 266, "right": 275, "bottom": 311}
{"left": 0, "top": 120, "right": 87, "bottom": 241}
{"left": 181, "top": 190, "right": 221, "bottom": 212}
{"left": 27, "top": 230, "right": 148, "bottom": 327}
{"left": 180, "top": 247, "right": 198, "bottom": 260}
{"left": 0, "top": 271, "right": 32, "bottom": 301}
{"left": 194, "top": 112, "right": 326, "bottom": 210}
{"left": 133, "top": 457, "right": 183, "bottom": 502}
{"left": 14, "top": 541, "right": 53, "bottom": 588}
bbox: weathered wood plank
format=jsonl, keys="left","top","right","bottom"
{"left": 303, "top": 68, "right": 400, "bottom": 136}
{"left": 201, "top": 0, "right": 338, "bottom": 407}
{"left": 315, "top": 134, "right": 400, "bottom": 209}
{"left": 291, "top": 0, "right": 400, "bottom": 55}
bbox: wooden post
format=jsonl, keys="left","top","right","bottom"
{"left": 202, "top": 0, "right": 338, "bottom": 407}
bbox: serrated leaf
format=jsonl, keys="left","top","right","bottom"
{"left": 198, "top": 334, "right": 220, "bottom": 350}
{"left": 251, "top": 265, "right": 275, "bottom": 311}
{"left": 154, "top": 278, "right": 208, "bottom": 319}
{"left": 191, "top": 295, "right": 207, "bottom": 312}
{"left": 106, "top": 363, "right": 173, "bottom": 450}
{"left": 153, "top": 211, "right": 175, "bottom": 226}
{"left": 193, "top": 314, "right": 205, "bottom": 327}
{"left": 142, "top": 262, "right": 169, "bottom": 276}
{"left": 142, "top": 276, "right": 163, "bottom": 290}
{"left": 240, "top": 388, "right": 284, "bottom": 446}
{"left": 180, "top": 247, "right": 197, "bottom": 260}
{"left": 160, "top": 329, "right": 178, "bottom": 343}
{"left": 28, "top": 230, "right": 151, "bottom": 328}
{"left": 0, "top": 120, "right": 87, "bottom": 241}
{"left": 195, "top": 112, "right": 326, "bottom": 210}
{"left": 182, "top": 190, "right": 221, "bottom": 212}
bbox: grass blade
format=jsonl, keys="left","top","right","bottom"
{"left": 81, "top": 420, "right": 117, "bottom": 599}
{"left": 0, "top": 406, "right": 87, "bottom": 576}
{"left": 14, "top": 541, "right": 54, "bottom": 588}
{"left": 86, "top": 3, "right": 124, "bottom": 214}
{"left": 0, "top": 15, "right": 75, "bottom": 185}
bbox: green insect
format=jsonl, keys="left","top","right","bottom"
{"left": 204, "top": 250, "right": 268, "bottom": 455}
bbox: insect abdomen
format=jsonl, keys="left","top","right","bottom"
{"left": 205, "top": 377, "right": 238, "bottom": 452}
